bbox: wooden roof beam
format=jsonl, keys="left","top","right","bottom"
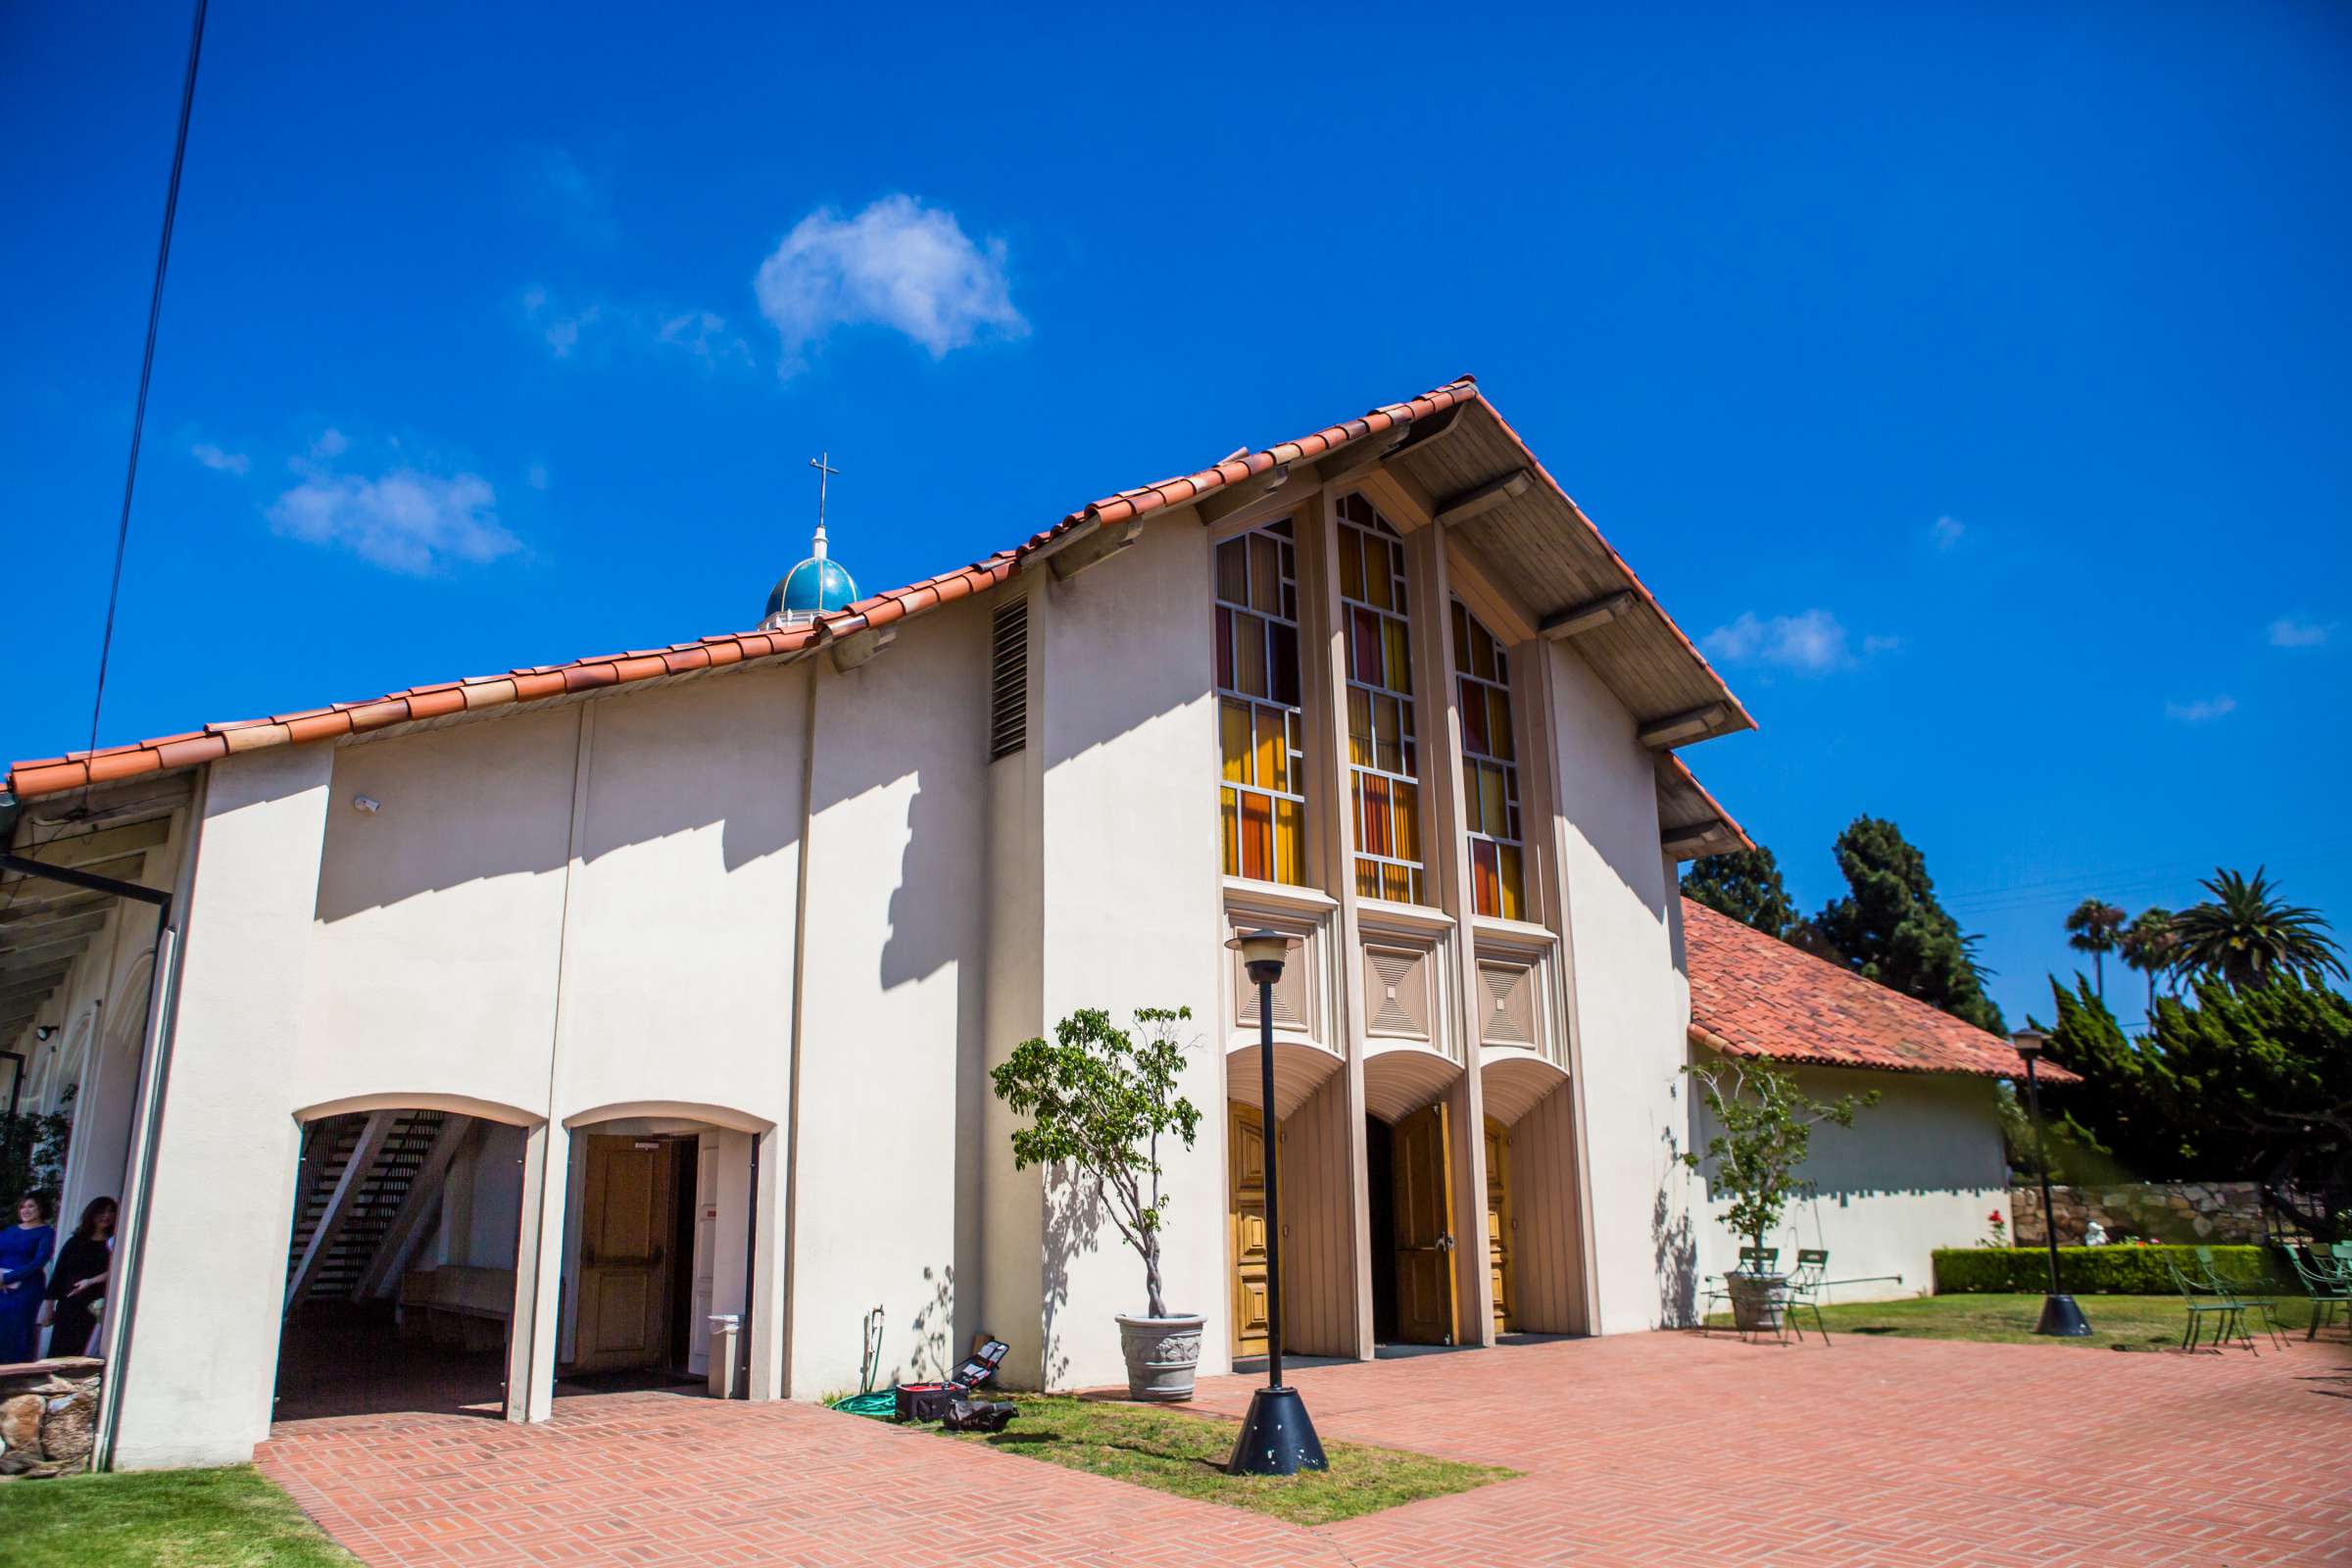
{"left": 1662, "top": 819, "right": 1737, "bottom": 858}
{"left": 1048, "top": 514, "right": 1146, "bottom": 581}
{"left": 1435, "top": 468, "right": 1532, "bottom": 528}
{"left": 1541, "top": 591, "right": 1637, "bottom": 640}
{"left": 1194, "top": 464, "right": 1294, "bottom": 528}
{"left": 1639, "top": 705, "right": 1731, "bottom": 750}
{"left": 10, "top": 817, "right": 169, "bottom": 869}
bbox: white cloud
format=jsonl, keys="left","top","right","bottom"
{"left": 754, "top": 194, "right": 1026, "bottom": 375}
{"left": 2268, "top": 616, "right": 2330, "bottom": 649}
{"left": 190, "top": 442, "right": 249, "bottom": 475}
{"left": 1702, "top": 610, "right": 1878, "bottom": 674}
{"left": 1931, "top": 514, "right": 1965, "bottom": 550}
{"left": 310, "top": 428, "right": 348, "bottom": 460}
{"left": 270, "top": 460, "right": 518, "bottom": 575}
{"left": 522, "top": 286, "right": 744, "bottom": 368}
{"left": 2164, "top": 695, "right": 2236, "bottom": 723}
{"left": 656, "top": 309, "right": 754, "bottom": 368}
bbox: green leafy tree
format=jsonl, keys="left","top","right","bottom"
{"left": 2118, "top": 906, "right": 2179, "bottom": 1015}
{"left": 0, "top": 1084, "right": 73, "bottom": 1208}
{"left": 2039, "top": 974, "right": 2352, "bottom": 1240}
{"left": 1681, "top": 1059, "right": 1875, "bottom": 1257}
{"left": 2172, "top": 867, "right": 2346, "bottom": 989}
{"left": 2063, "top": 899, "right": 2128, "bottom": 1002}
{"left": 1806, "top": 816, "right": 2005, "bottom": 1034}
{"left": 991, "top": 1006, "right": 1202, "bottom": 1318}
{"left": 1681, "top": 846, "right": 1799, "bottom": 938}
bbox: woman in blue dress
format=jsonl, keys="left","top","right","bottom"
{"left": 0, "top": 1194, "right": 57, "bottom": 1363}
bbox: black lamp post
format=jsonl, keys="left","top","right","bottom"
{"left": 1223, "top": 928, "right": 1326, "bottom": 1477}
{"left": 2012, "top": 1028, "right": 2091, "bottom": 1337}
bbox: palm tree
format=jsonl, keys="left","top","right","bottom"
{"left": 2172, "top": 866, "right": 2347, "bottom": 989}
{"left": 2118, "top": 906, "right": 2178, "bottom": 1014}
{"left": 2063, "top": 899, "right": 2129, "bottom": 1001}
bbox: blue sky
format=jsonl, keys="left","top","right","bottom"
{"left": 4, "top": 3, "right": 2347, "bottom": 1027}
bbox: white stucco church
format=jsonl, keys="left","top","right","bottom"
{"left": 1, "top": 376, "right": 2046, "bottom": 1471}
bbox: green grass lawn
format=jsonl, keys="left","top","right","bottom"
{"left": 912, "top": 1394, "right": 1513, "bottom": 1527}
{"left": 1709, "top": 1292, "right": 2329, "bottom": 1350}
{"left": 0, "top": 1464, "right": 354, "bottom": 1567}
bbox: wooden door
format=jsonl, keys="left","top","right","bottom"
{"left": 1485, "top": 1117, "right": 1513, "bottom": 1335}
{"left": 1229, "top": 1103, "right": 1270, "bottom": 1358}
{"left": 574, "top": 1136, "right": 673, "bottom": 1372}
{"left": 1392, "top": 1102, "right": 1458, "bottom": 1346}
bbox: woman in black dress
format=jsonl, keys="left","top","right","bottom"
{"left": 43, "top": 1197, "right": 115, "bottom": 1359}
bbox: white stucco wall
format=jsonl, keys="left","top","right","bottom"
{"left": 1544, "top": 640, "right": 1699, "bottom": 1334}
{"left": 1690, "top": 1057, "right": 2008, "bottom": 1301}
{"left": 1031, "top": 518, "right": 1230, "bottom": 1392}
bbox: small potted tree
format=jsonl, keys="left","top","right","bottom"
{"left": 1682, "top": 1060, "right": 1874, "bottom": 1334}
{"left": 992, "top": 1004, "right": 1206, "bottom": 1400}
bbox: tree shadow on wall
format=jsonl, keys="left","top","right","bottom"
{"left": 1041, "top": 1168, "right": 1102, "bottom": 1391}
{"left": 909, "top": 1264, "right": 956, "bottom": 1382}
{"left": 1654, "top": 1126, "right": 1698, "bottom": 1328}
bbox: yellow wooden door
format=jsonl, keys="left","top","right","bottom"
{"left": 1229, "top": 1103, "right": 1270, "bottom": 1358}
{"left": 1485, "top": 1117, "right": 1513, "bottom": 1335}
{"left": 1393, "top": 1102, "right": 1458, "bottom": 1346}
{"left": 574, "top": 1136, "right": 673, "bottom": 1372}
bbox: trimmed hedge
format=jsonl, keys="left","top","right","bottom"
{"left": 1933, "top": 1245, "right": 2292, "bottom": 1296}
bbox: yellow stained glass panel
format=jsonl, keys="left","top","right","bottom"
{"left": 1253, "top": 705, "right": 1286, "bottom": 795}
{"left": 1235, "top": 611, "right": 1267, "bottom": 699}
{"left": 1489, "top": 687, "right": 1514, "bottom": 761}
{"left": 1348, "top": 687, "right": 1374, "bottom": 766}
{"left": 1220, "top": 788, "right": 1240, "bottom": 876}
{"left": 1498, "top": 845, "right": 1525, "bottom": 922}
{"left": 1480, "top": 764, "right": 1507, "bottom": 842}
{"left": 1221, "top": 700, "right": 1251, "bottom": 784}
{"left": 1274, "top": 798, "right": 1302, "bottom": 885}
{"left": 1384, "top": 619, "right": 1412, "bottom": 694}
{"left": 1373, "top": 694, "right": 1400, "bottom": 772}
{"left": 1392, "top": 779, "right": 1421, "bottom": 865}
{"left": 1216, "top": 538, "right": 1249, "bottom": 606}
{"left": 1338, "top": 529, "right": 1363, "bottom": 601}
{"left": 1382, "top": 861, "right": 1413, "bottom": 904}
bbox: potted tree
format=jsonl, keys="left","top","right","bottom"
{"left": 1682, "top": 1060, "right": 1874, "bottom": 1334}
{"left": 992, "top": 1005, "right": 1206, "bottom": 1400}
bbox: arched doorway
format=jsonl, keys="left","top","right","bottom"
{"left": 272, "top": 1096, "right": 540, "bottom": 1423}
{"left": 554, "top": 1103, "right": 770, "bottom": 1399}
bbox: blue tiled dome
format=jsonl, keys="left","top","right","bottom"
{"left": 766, "top": 556, "right": 858, "bottom": 621}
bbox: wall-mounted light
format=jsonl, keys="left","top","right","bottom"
{"left": 353, "top": 795, "right": 382, "bottom": 814}
{"left": 34, "top": 1026, "right": 58, "bottom": 1042}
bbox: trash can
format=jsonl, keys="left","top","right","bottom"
{"left": 709, "top": 1315, "right": 741, "bottom": 1399}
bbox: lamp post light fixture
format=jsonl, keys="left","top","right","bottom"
{"left": 2011, "top": 1027, "right": 2091, "bottom": 1338}
{"left": 1222, "top": 927, "right": 1326, "bottom": 1477}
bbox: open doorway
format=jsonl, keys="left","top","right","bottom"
{"left": 560, "top": 1133, "right": 701, "bottom": 1389}
{"left": 272, "top": 1108, "right": 524, "bottom": 1422}
{"left": 1365, "top": 1104, "right": 1459, "bottom": 1348}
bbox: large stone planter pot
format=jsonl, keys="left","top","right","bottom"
{"left": 1116, "top": 1313, "right": 1205, "bottom": 1401}
{"left": 1726, "top": 1273, "right": 1788, "bottom": 1336}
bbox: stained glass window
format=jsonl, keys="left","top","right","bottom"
{"left": 1452, "top": 599, "right": 1525, "bottom": 920}
{"left": 1337, "top": 494, "right": 1426, "bottom": 905}
{"left": 1214, "top": 519, "right": 1305, "bottom": 885}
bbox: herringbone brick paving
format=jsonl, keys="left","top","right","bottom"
{"left": 259, "top": 1330, "right": 2352, "bottom": 1566}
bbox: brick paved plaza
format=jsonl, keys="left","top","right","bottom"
{"left": 258, "top": 1330, "right": 2352, "bottom": 1566}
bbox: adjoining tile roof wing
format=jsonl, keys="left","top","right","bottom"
{"left": 1682, "top": 897, "right": 2078, "bottom": 1083}
{"left": 8, "top": 375, "right": 1749, "bottom": 800}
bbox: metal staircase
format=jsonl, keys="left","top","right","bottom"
{"left": 283, "top": 1109, "right": 449, "bottom": 1312}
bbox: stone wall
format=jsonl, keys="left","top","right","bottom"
{"left": 2009, "top": 1183, "right": 2268, "bottom": 1246}
{"left": 0, "top": 1357, "right": 101, "bottom": 1479}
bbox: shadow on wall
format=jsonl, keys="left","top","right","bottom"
{"left": 907, "top": 1263, "right": 956, "bottom": 1383}
{"left": 316, "top": 689, "right": 802, "bottom": 923}
{"left": 1041, "top": 1168, "right": 1102, "bottom": 1390}
{"left": 1654, "top": 1124, "right": 1698, "bottom": 1328}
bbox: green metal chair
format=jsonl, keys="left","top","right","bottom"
{"left": 1780, "top": 1248, "right": 1832, "bottom": 1346}
{"left": 1698, "top": 1247, "right": 1782, "bottom": 1333}
{"left": 2195, "top": 1247, "right": 2286, "bottom": 1348}
{"left": 2285, "top": 1246, "right": 2352, "bottom": 1341}
{"left": 2164, "top": 1255, "right": 2254, "bottom": 1353}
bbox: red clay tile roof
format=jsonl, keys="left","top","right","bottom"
{"left": 1683, "top": 897, "right": 2077, "bottom": 1083}
{"left": 6, "top": 375, "right": 1740, "bottom": 802}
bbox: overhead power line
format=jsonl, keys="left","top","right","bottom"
{"left": 82, "top": 0, "right": 210, "bottom": 793}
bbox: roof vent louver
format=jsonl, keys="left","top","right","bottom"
{"left": 989, "top": 598, "right": 1028, "bottom": 760}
